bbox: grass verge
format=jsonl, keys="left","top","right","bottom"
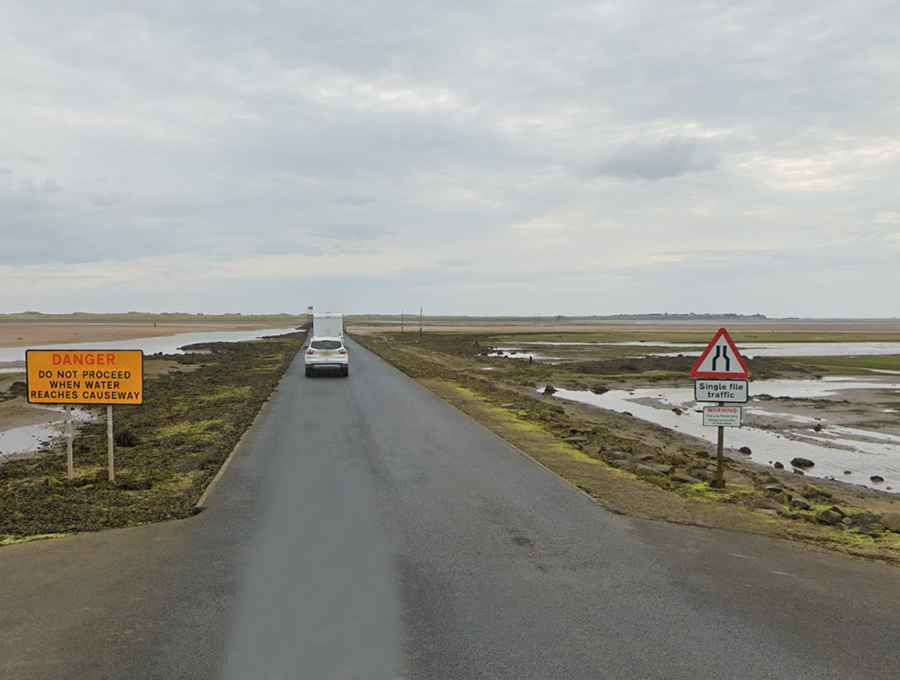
{"left": 0, "top": 332, "right": 305, "bottom": 540}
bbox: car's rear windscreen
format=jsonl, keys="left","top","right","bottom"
{"left": 311, "top": 340, "right": 342, "bottom": 350}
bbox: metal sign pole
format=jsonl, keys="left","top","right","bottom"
{"left": 107, "top": 405, "right": 115, "bottom": 483}
{"left": 65, "top": 406, "right": 74, "bottom": 480}
{"left": 714, "top": 401, "right": 725, "bottom": 488}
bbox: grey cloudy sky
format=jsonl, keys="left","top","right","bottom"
{"left": 2, "top": 1, "right": 898, "bottom": 316}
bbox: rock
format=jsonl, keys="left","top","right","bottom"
{"left": 790, "top": 457, "right": 815, "bottom": 469}
{"left": 816, "top": 509, "right": 843, "bottom": 526}
{"left": 543, "top": 384, "right": 557, "bottom": 395}
{"left": 693, "top": 469, "right": 714, "bottom": 482}
{"left": 846, "top": 512, "right": 883, "bottom": 534}
{"left": 671, "top": 472, "right": 701, "bottom": 484}
{"left": 672, "top": 408, "right": 683, "bottom": 416}
{"left": 828, "top": 505, "right": 846, "bottom": 518}
{"left": 622, "top": 411, "right": 633, "bottom": 417}
{"left": 763, "top": 484, "right": 785, "bottom": 495}
{"left": 10, "top": 381, "right": 27, "bottom": 396}
{"left": 801, "top": 485, "right": 832, "bottom": 503}
{"left": 813, "top": 423, "right": 823, "bottom": 432}
{"left": 843, "top": 470, "right": 852, "bottom": 475}
{"left": 773, "top": 461, "right": 784, "bottom": 469}
{"left": 738, "top": 446, "right": 752, "bottom": 455}
{"left": 590, "top": 386, "right": 609, "bottom": 395}
{"left": 793, "top": 469, "right": 805, "bottom": 475}
{"left": 789, "top": 498, "right": 812, "bottom": 511}
{"left": 114, "top": 430, "right": 140, "bottom": 447}
{"left": 747, "top": 497, "right": 782, "bottom": 511}
{"left": 563, "top": 436, "right": 588, "bottom": 444}
{"left": 870, "top": 475, "right": 885, "bottom": 483}
{"left": 882, "top": 512, "right": 900, "bottom": 533}
{"left": 635, "top": 463, "right": 674, "bottom": 477}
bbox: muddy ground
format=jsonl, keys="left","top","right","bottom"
{"left": 354, "top": 330, "right": 900, "bottom": 565}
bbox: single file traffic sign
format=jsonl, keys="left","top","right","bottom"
{"left": 690, "top": 327, "right": 749, "bottom": 380}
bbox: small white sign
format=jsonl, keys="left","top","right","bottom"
{"left": 695, "top": 379, "right": 749, "bottom": 403}
{"left": 703, "top": 406, "right": 742, "bottom": 427}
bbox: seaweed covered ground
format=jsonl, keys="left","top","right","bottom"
{"left": 0, "top": 331, "right": 305, "bottom": 541}
{"left": 353, "top": 331, "right": 900, "bottom": 565}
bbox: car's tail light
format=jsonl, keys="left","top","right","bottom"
{"left": 338, "top": 348, "right": 347, "bottom": 354}
{"left": 306, "top": 348, "right": 316, "bottom": 354}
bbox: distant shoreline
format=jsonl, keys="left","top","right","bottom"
{"left": 0, "top": 319, "right": 305, "bottom": 349}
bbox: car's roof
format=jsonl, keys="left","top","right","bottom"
{"left": 311, "top": 336, "right": 343, "bottom": 342}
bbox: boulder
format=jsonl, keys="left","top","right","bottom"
{"left": 846, "top": 512, "right": 883, "bottom": 533}
{"left": 622, "top": 411, "right": 633, "bottom": 417}
{"left": 636, "top": 463, "right": 674, "bottom": 477}
{"left": 816, "top": 509, "right": 843, "bottom": 526}
{"left": 543, "top": 384, "right": 557, "bottom": 395}
{"left": 590, "top": 386, "right": 609, "bottom": 395}
{"left": 738, "top": 446, "right": 752, "bottom": 455}
{"left": 692, "top": 469, "right": 714, "bottom": 482}
{"left": 773, "top": 461, "right": 784, "bottom": 470}
{"left": 882, "top": 512, "right": 900, "bottom": 534}
{"left": 114, "top": 430, "right": 140, "bottom": 447}
{"left": 870, "top": 475, "right": 885, "bottom": 483}
{"left": 671, "top": 472, "right": 701, "bottom": 484}
{"left": 813, "top": 423, "right": 823, "bottom": 432}
{"left": 790, "top": 457, "right": 815, "bottom": 469}
{"left": 672, "top": 408, "right": 683, "bottom": 416}
{"left": 801, "top": 485, "right": 832, "bottom": 503}
{"left": 843, "top": 470, "right": 852, "bottom": 475}
{"left": 789, "top": 498, "right": 812, "bottom": 511}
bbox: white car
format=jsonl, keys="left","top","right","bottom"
{"left": 305, "top": 337, "right": 349, "bottom": 377}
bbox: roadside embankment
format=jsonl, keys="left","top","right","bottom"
{"left": 0, "top": 331, "right": 306, "bottom": 542}
{"left": 353, "top": 332, "right": 900, "bottom": 565}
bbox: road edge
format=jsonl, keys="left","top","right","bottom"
{"left": 195, "top": 347, "right": 304, "bottom": 509}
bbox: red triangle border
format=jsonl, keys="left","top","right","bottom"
{"left": 690, "top": 327, "right": 750, "bottom": 379}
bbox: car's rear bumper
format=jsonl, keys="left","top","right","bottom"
{"left": 305, "top": 358, "right": 349, "bottom": 368}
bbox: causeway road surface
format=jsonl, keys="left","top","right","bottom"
{"left": 2, "top": 339, "right": 900, "bottom": 679}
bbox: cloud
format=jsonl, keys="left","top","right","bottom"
{"left": 585, "top": 137, "right": 719, "bottom": 181}
{"left": 0, "top": 1, "right": 898, "bottom": 316}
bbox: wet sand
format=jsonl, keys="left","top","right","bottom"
{"left": 0, "top": 398, "right": 62, "bottom": 431}
{"left": 0, "top": 321, "right": 290, "bottom": 348}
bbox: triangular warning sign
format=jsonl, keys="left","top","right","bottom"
{"left": 690, "top": 328, "right": 750, "bottom": 379}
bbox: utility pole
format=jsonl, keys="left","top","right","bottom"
{"left": 419, "top": 307, "right": 423, "bottom": 337}
{"left": 401, "top": 310, "right": 404, "bottom": 333}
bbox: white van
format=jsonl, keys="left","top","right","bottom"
{"left": 312, "top": 312, "right": 343, "bottom": 339}
{"left": 305, "top": 313, "right": 349, "bottom": 377}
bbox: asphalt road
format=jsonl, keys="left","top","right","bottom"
{"left": 2, "top": 339, "right": 900, "bottom": 679}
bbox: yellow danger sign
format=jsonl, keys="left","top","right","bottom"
{"left": 26, "top": 350, "right": 144, "bottom": 405}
